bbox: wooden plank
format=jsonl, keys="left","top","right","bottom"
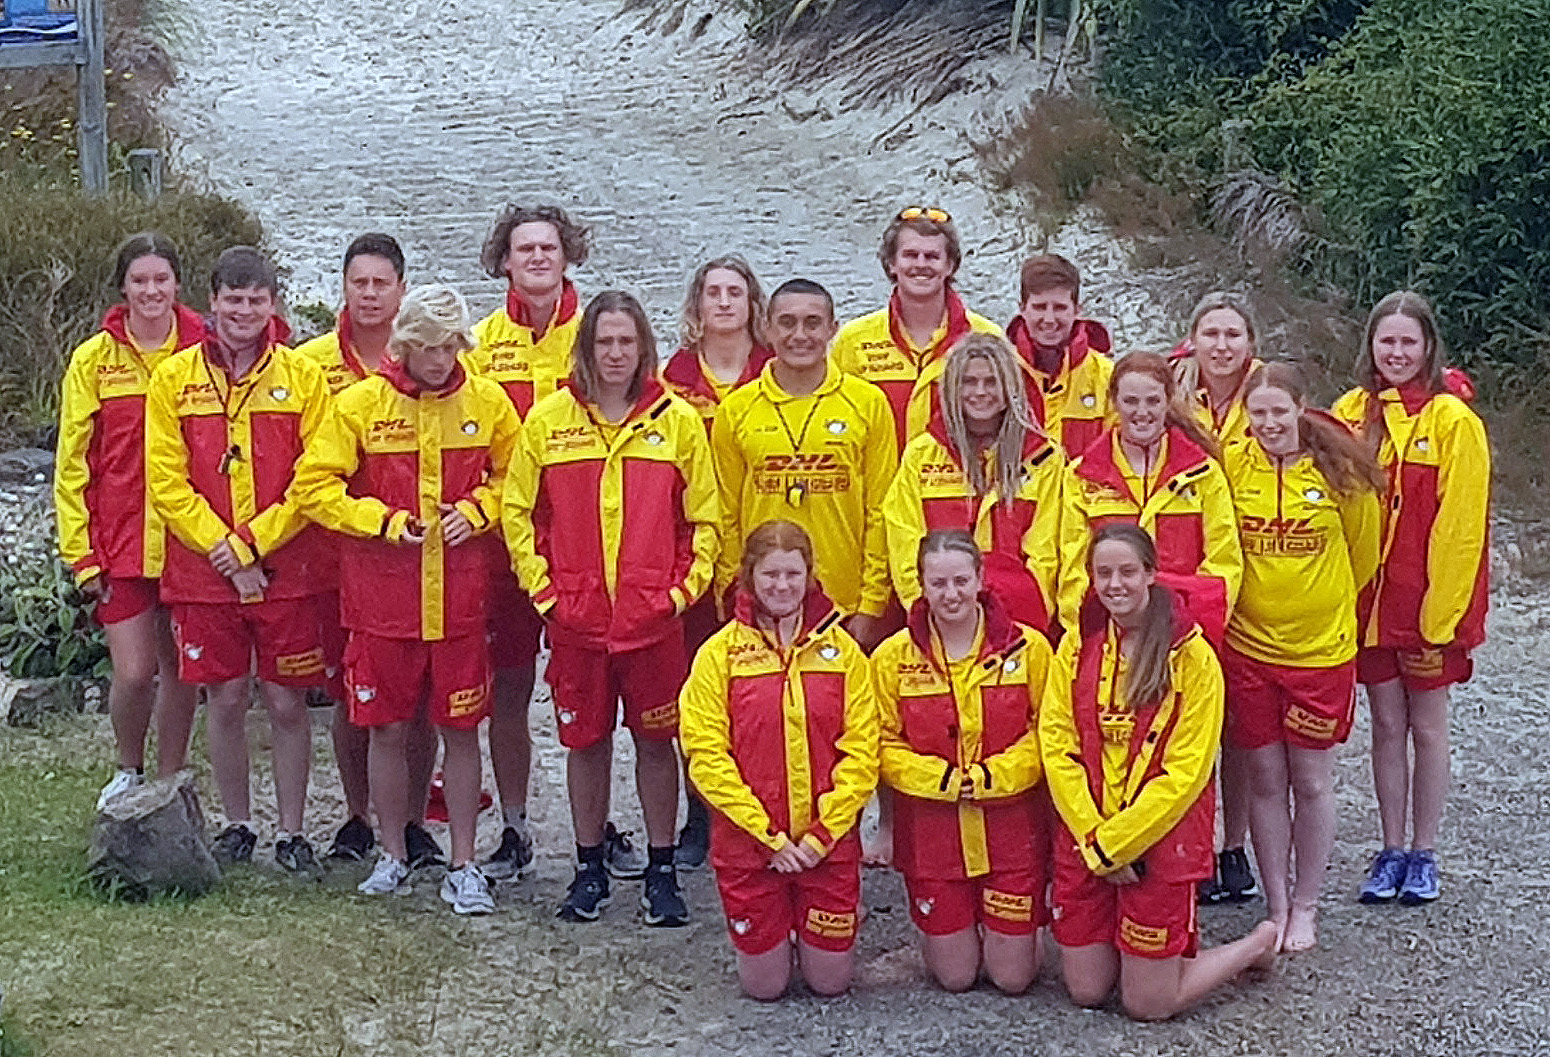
{"left": 75, "top": 0, "right": 105, "bottom": 193}
{"left": 0, "top": 39, "right": 84, "bottom": 68}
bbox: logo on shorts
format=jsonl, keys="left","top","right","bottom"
{"left": 818, "top": 644, "right": 840, "bottom": 661}
{"left": 1119, "top": 916, "right": 1169, "bottom": 953}
{"left": 447, "top": 685, "right": 488, "bottom": 718}
{"left": 461, "top": 420, "right": 479, "bottom": 435}
{"left": 806, "top": 907, "right": 856, "bottom": 939}
{"left": 355, "top": 686, "right": 377, "bottom": 703}
{"left": 916, "top": 898, "right": 935, "bottom": 917}
{"left": 731, "top": 918, "right": 751, "bottom": 935}
{"left": 269, "top": 386, "right": 289, "bottom": 401}
{"left": 558, "top": 709, "right": 576, "bottom": 726}
{"left": 184, "top": 644, "right": 203, "bottom": 660}
{"left": 825, "top": 419, "right": 847, "bottom": 435}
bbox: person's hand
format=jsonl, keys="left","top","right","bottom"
{"left": 399, "top": 517, "right": 427, "bottom": 545}
{"left": 1103, "top": 865, "right": 1141, "bottom": 886}
{"left": 79, "top": 573, "right": 106, "bottom": 602}
{"left": 844, "top": 613, "right": 879, "bottom": 651}
{"left": 438, "top": 504, "right": 474, "bottom": 547}
{"left": 209, "top": 538, "right": 242, "bottom": 577}
{"left": 769, "top": 840, "right": 806, "bottom": 874}
{"left": 792, "top": 840, "right": 824, "bottom": 869}
{"left": 230, "top": 564, "right": 269, "bottom": 601}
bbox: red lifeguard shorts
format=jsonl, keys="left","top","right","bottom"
{"left": 1050, "top": 838, "right": 1199, "bottom": 960}
{"left": 170, "top": 599, "right": 326, "bottom": 688}
{"left": 487, "top": 569, "right": 543, "bottom": 671}
{"left": 343, "top": 631, "right": 492, "bottom": 731}
{"left": 905, "top": 868, "right": 1042, "bottom": 937}
{"left": 94, "top": 576, "right": 159, "bottom": 626}
{"left": 546, "top": 630, "right": 685, "bottom": 751}
{"left": 714, "top": 856, "right": 862, "bottom": 955}
{"left": 1223, "top": 648, "right": 1357, "bottom": 751}
{"left": 1357, "top": 645, "right": 1473, "bottom": 692}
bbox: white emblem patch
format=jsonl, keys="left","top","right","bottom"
{"left": 355, "top": 686, "right": 376, "bottom": 703}
{"left": 1003, "top": 658, "right": 1018, "bottom": 673}
{"left": 269, "top": 386, "right": 288, "bottom": 401}
{"left": 1082, "top": 394, "right": 1096, "bottom": 407}
{"left": 818, "top": 644, "right": 840, "bottom": 661}
{"left": 645, "top": 431, "right": 665, "bottom": 446}
{"left": 1304, "top": 488, "right": 1324, "bottom": 502}
{"left": 1415, "top": 438, "right": 1429, "bottom": 452}
{"left": 826, "top": 420, "right": 847, "bottom": 434}
{"left": 559, "top": 710, "right": 576, "bottom": 725}
{"left": 916, "top": 898, "right": 935, "bottom": 916}
{"left": 184, "top": 645, "right": 203, "bottom": 660}
{"left": 462, "top": 420, "right": 479, "bottom": 435}
{"left": 731, "top": 918, "right": 751, "bottom": 935}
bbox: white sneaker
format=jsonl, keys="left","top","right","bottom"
{"left": 97, "top": 769, "right": 143, "bottom": 810}
{"left": 357, "top": 855, "right": 411, "bottom": 895}
{"left": 440, "top": 864, "right": 495, "bottom": 915}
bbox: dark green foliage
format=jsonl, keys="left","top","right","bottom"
{"left": 0, "top": 551, "right": 108, "bottom": 679}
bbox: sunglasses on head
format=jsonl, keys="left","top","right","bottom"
{"left": 897, "top": 206, "right": 951, "bottom": 224}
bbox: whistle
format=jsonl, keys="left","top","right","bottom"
{"left": 218, "top": 445, "right": 243, "bottom": 475}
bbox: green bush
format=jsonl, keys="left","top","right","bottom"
{"left": 0, "top": 187, "right": 262, "bottom": 439}
{"left": 0, "top": 548, "right": 107, "bottom": 680}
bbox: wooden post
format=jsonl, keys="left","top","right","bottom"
{"left": 75, "top": 0, "right": 106, "bottom": 194}
{"left": 128, "top": 147, "right": 161, "bottom": 199}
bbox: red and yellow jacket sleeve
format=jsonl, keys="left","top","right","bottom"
{"left": 1039, "top": 638, "right": 1104, "bottom": 845}
{"left": 1422, "top": 404, "right": 1490, "bottom": 645}
{"left": 452, "top": 383, "right": 522, "bottom": 537}
{"left": 229, "top": 359, "right": 332, "bottom": 566}
{"left": 1196, "top": 458, "right": 1244, "bottom": 615}
{"left": 968, "top": 633, "right": 1050, "bottom": 800}
{"left": 54, "top": 343, "right": 105, "bottom": 583}
{"left": 708, "top": 400, "right": 749, "bottom": 609}
{"left": 873, "top": 632, "right": 962, "bottom": 801}
{"left": 1019, "top": 455, "right": 1064, "bottom": 626}
{"left": 501, "top": 413, "right": 554, "bottom": 613}
{"left": 801, "top": 634, "right": 881, "bottom": 857}
{"left": 881, "top": 449, "right": 930, "bottom": 608}
{"left": 1055, "top": 461, "right": 1095, "bottom": 633}
{"left": 671, "top": 412, "right": 721, "bottom": 613}
{"left": 1338, "top": 484, "right": 1383, "bottom": 595}
{"left": 678, "top": 631, "right": 786, "bottom": 851}
{"left": 858, "top": 389, "right": 901, "bottom": 617}
{"left": 145, "top": 358, "right": 232, "bottom": 558}
{"left": 1087, "top": 638, "right": 1222, "bottom": 875}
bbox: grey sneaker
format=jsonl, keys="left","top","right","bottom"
{"left": 440, "top": 864, "right": 495, "bottom": 915}
{"left": 604, "top": 822, "right": 647, "bottom": 880}
{"left": 1359, "top": 848, "right": 1410, "bottom": 903}
{"left": 275, "top": 835, "right": 319, "bottom": 874}
{"left": 97, "top": 769, "right": 143, "bottom": 811}
{"left": 1398, "top": 850, "right": 1440, "bottom": 905}
{"left": 212, "top": 823, "right": 257, "bottom": 866}
{"left": 481, "top": 826, "right": 535, "bottom": 881}
{"left": 357, "top": 855, "right": 411, "bottom": 895}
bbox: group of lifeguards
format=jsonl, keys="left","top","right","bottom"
{"left": 55, "top": 203, "right": 1490, "bottom": 1017}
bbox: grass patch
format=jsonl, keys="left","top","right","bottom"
{"left": 0, "top": 719, "right": 470, "bottom": 1057}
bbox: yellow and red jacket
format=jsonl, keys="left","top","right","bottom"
{"left": 1222, "top": 438, "right": 1381, "bottom": 667}
{"left": 1058, "top": 426, "right": 1241, "bottom": 646}
{"left": 873, "top": 595, "right": 1051, "bottom": 880}
{"left": 710, "top": 363, "right": 899, "bottom": 617}
{"left": 831, "top": 288, "right": 1002, "bottom": 450}
{"left": 145, "top": 323, "right": 330, "bottom": 604}
{"left": 661, "top": 344, "right": 775, "bottom": 437}
{"left": 503, "top": 378, "right": 718, "bottom": 652}
{"left": 290, "top": 359, "right": 519, "bottom": 641}
{"left": 55, "top": 304, "right": 204, "bottom": 585}
{"left": 294, "top": 310, "right": 378, "bottom": 397}
{"left": 1332, "top": 384, "right": 1490, "bottom": 650}
{"left": 679, "top": 586, "right": 879, "bottom": 870}
{"left": 1169, "top": 349, "right": 1265, "bottom": 449}
{"left": 1001, "top": 315, "right": 1115, "bottom": 462}
{"left": 467, "top": 281, "right": 581, "bottom": 418}
{"left": 881, "top": 413, "right": 1064, "bottom": 634}
{"left": 1040, "top": 599, "right": 1220, "bottom": 881}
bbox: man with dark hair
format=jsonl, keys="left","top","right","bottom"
{"left": 293, "top": 234, "right": 443, "bottom": 869}
{"left": 145, "top": 245, "right": 332, "bottom": 871}
{"left": 831, "top": 207, "right": 1001, "bottom": 451}
{"left": 711, "top": 279, "right": 898, "bottom": 650}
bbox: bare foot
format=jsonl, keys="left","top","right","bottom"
{"left": 1268, "top": 910, "right": 1289, "bottom": 953}
{"left": 1283, "top": 904, "right": 1318, "bottom": 953}
{"left": 1247, "top": 920, "right": 1280, "bottom": 973}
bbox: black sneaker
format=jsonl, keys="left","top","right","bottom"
{"left": 481, "top": 826, "right": 535, "bottom": 881}
{"left": 325, "top": 817, "right": 375, "bottom": 863}
{"left": 558, "top": 863, "right": 611, "bottom": 922}
{"left": 405, "top": 822, "right": 446, "bottom": 871}
{"left": 212, "top": 823, "right": 256, "bottom": 866}
{"left": 604, "top": 822, "right": 647, "bottom": 880}
{"left": 641, "top": 860, "right": 689, "bottom": 927}
{"left": 1218, "top": 847, "right": 1260, "bottom": 902}
{"left": 675, "top": 802, "right": 710, "bottom": 872}
{"left": 276, "top": 834, "right": 319, "bottom": 873}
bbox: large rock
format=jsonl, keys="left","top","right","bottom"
{"left": 87, "top": 771, "right": 222, "bottom": 899}
{"left": 0, "top": 676, "right": 89, "bottom": 726}
{"left": 0, "top": 447, "right": 53, "bottom": 485}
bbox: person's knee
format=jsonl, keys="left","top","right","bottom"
{"left": 633, "top": 735, "right": 678, "bottom": 765}
{"left": 985, "top": 953, "right": 1034, "bottom": 995}
{"left": 1290, "top": 766, "right": 1333, "bottom": 802}
{"left": 804, "top": 969, "right": 851, "bottom": 998}
{"left": 1120, "top": 985, "right": 1177, "bottom": 1022}
{"left": 1064, "top": 975, "right": 1112, "bottom": 1008}
{"left": 928, "top": 958, "right": 978, "bottom": 994}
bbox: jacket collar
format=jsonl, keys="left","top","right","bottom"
{"left": 505, "top": 279, "right": 578, "bottom": 333}
{"left": 661, "top": 343, "right": 774, "bottom": 399}
{"left": 100, "top": 303, "right": 205, "bottom": 350}
{"left": 1075, "top": 425, "right": 1209, "bottom": 490}
{"left": 755, "top": 359, "right": 842, "bottom": 402}
{"left": 381, "top": 355, "right": 467, "bottom": 398}
{"left": 1006, "top": 315, "right": 1112, "bottom": 378}
{"left": 904, "top": 590, "right": 1022, "bottom": 664}
{"left": 733, "top": 584, "right": 844, "bottom": 649}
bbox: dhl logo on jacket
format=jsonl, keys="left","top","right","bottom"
{"left": 710, "top": 363, "right": 898, "bottom": 617}
{"left": 466, "top": 282, "right": 581, "bottom": 418}
{"left": 831, "top": 289, "right": 1002, "bottom": 451}
{"left": 55, "top": 304, "right": 205, "bottom": 584}
{"left": 1222, "top": 438, "right": 1381, "bottom": 667}
{"left": 881, "top": 414, "right": 1064, "bottom": 634}
{"left": 998, "top": 316, "right": 1115, "bottom": 462}
{"left": 1058, "top": 427, "right": 1241, "bottom": 646}
{"left": 294, "top": 310, "right": 374, "bottom": 396}
{"left": 290, "top": 359, "right": 519, "bottom": 641}
{"left": 1039, "top": 599, "right": 1220, "bottom": 881}
{"left": 145, "top": 326, "right": 329, "bottom": 604}
{"left": 1332, "top": 384, "right": 1490, "bottom": 650}
{"left": 873, "top": 595, "right": 1051, "bottom": 880}
{"left": 661, "top": 344, "right": 775, "bottom": 436}
{"left": 679, "top": 586, "right": 879, "bottom": 870}
{"left": 503, "top": 378, "right": 718, "bottom": 652}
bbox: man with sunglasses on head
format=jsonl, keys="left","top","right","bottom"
{"left": 830, "top": 207, "right": 1003, "bottom": 453}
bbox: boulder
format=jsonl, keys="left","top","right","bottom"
{"left": 0, "top": 447, "right": 53, "bottom": 485}
{"left": 87, "top": 771, "right": 222, "bottom": 899}
{"left": 0, "top": 676, "right": 88, "bottom": 726}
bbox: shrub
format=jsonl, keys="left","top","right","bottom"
{"left": 0, "top": 546, "right": 107, "bottom": 680}
{"left": 0, "top": 186, "right": 262, "bottom": 438}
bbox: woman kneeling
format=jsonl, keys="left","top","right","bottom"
{"left": 679, "top": 520, "right": 879, "bottom": 999}
{"left": 1041, "top": 524, "right": 1277, "bottom": 1020}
